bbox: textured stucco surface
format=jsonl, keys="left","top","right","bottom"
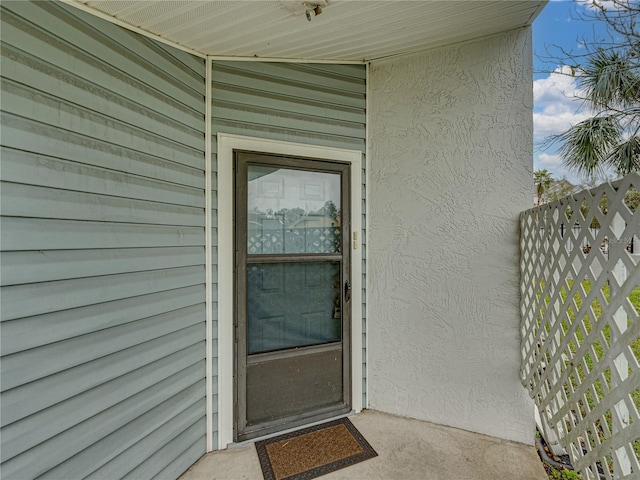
{"left": 367, "top": 28, "right": 534, "bottom": 445}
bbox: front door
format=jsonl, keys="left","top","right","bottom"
{"left": 234, "top": 151, "right": 351, "bottom": 442}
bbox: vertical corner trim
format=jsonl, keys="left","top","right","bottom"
{"left": 205, "top": 55, "right": 214, "bottom": 453}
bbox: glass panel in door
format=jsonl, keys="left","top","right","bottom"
{"left": 247, "top": 262, "right": 342, "bottom": 354}
{"left": 247, "top": 165, "right": 342, "bottom": 255}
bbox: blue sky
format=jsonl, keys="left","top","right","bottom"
{"left": 532, "top": 0, "right": 612, "bottom": 183}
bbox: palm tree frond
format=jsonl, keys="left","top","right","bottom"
{"left": 579, "top": 50, "right": 640, "bottom": 109}
{"left": 558, "top": 115, "right": 622, "bottom": 175}
{"left": 607, "top": 134, "right": 640, "bottom": 174}
{"left": 549, "top": 1, "right": 640, "bottom": 176}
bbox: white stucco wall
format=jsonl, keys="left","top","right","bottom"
{"left": 367, "top": 27, "right": 534, "bottom": 445}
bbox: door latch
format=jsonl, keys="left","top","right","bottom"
{"left": 344, "top": 281, "right": 351, "bottom": 302}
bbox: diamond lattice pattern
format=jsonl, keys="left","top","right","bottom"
{"left": 520, "top": 173, "right": 640, "bottom": 480}
{"left": 248, "top": 227, "right": 340, "bottom": 255}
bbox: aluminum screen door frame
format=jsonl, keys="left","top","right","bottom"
{"left": 234, "top": 151, "right": 351, "bottom": 441}
{"left": 217, "top": 133, "right": 363, "bottom": 449}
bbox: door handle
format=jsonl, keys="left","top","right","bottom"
{"left": 344, "top": 281, "right": 351, "bottom": 302}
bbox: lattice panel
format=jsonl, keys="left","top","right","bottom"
{"left": 520, "top": 173, "right": 640, "bottom": 479}
{"left": 248, "top": 227, "right": 341, "bottom": 254}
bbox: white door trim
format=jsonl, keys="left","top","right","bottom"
{"left": 217, "top": 133, "right": 363, "bottom": 449}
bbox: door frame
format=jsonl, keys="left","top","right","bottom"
{"left": 218, "top": 133, "right": 363, "bottom": 448}
{"left": 235, "top": 152, "right": 352, "bottom": 442}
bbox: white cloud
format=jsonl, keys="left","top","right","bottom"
{"left": 533, "top": 67, "right": 581, "bottom": 110}
{"left": 538, "top": 153, "right": 563, "bottom": 167}
{"left": 533, "top": 67, "right": 591, "bottom": 139}
{"left": 533, "top": 68, "right": 594, "bottom": 182}
{"left": 578, "top": 0, "right": 626, "bottom": 11}
{"left": 534, "top": 110, "right": 591, "bottom": 138}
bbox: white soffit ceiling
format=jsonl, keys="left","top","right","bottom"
{"left": 73, "top": 1, "right": 546, "bottom": 62}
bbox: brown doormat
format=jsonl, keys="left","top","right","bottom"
{"left": 255, "top": 417, "right": 377, "bottom": 480}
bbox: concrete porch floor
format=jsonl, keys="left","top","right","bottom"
{"left": 180, "top": 410, "right": 547, "bottom": 480}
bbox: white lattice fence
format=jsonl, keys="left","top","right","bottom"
{"left": 520, "top": 173, "right": 640, "bottom": 480}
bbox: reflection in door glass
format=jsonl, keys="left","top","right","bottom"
{"left": 247, "top": 166, "right": 341, "bottom": 254}
{"left": 247, "top": 262, "right": 341, "bottom": 354}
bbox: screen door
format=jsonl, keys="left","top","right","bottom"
{"left": 234, "top": 151, "right": 351, "bottom": 441}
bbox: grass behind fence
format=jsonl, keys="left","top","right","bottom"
{"left": 547, "top": 279, "right": 640, "bottom": 466}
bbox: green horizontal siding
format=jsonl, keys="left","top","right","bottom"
{"left": 0, "top": 2, "right": 207, "bottom": 480}
{"left": 2, "top": 247, "right": 206, "bottom": 286}
{"left": 0, "top": 2, "right": 369, "bottom": 476}
{"left": 211, "top": 61, "right": 366, "bottom": 150}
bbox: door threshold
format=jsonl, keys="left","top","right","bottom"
{"left": 228, "top": 411, "right": 355, "bottom": 449}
